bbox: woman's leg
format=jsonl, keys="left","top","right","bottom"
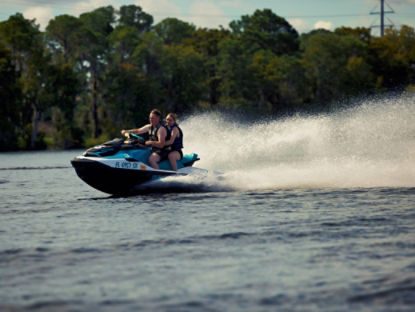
{"left": 149, "top": 153, "right": 161, "bottom": 169}
{"left": 168, "top": 151, "right": 181, "bottom": 171}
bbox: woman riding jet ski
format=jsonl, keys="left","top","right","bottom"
{"left": 71, "top": 110, "right": 201, "bottom": 195}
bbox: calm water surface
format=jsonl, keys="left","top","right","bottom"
{"left": 0, "top": 150, "right": 414, "bottom": 311}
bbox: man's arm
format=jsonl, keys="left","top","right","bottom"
{"left": 145, "top": 127, "right": 166, "bottom": 148}
{"left": 121, "top": 124, "right": 150, "bottom": 136}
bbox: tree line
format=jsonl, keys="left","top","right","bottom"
{"left": 1, "top": 5, "right": 414, "bottom": 151}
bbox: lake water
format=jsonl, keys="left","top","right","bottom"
{"left": 1, "top": 95, "right": 415, "bottom": 311}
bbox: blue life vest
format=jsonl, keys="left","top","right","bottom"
{"left": 167, "top": 124, "right": 183, "bottom": 151}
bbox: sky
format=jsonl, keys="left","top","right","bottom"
{"left": 0, "top": 0, "right": 414, "bottom": 35}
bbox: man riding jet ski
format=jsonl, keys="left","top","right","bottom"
{"left": 71, "top": 110, "right": 201, "bottom": 195}
{"left": 120, "top": 109, "right": 182, "bottom": 170}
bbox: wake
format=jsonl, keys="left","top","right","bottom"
{"left": 145, "top": 93, "right": 415, "bottom": 192}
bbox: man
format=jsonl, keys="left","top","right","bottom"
{"left": 121, "top": 109, "right": 168, "bottom": 169}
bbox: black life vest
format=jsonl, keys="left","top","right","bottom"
{"left": 148, "top": 123, "right": 169, "bottom": 152}
{"left": 149, "top": 123, "right": 161, "bottom": 141}
{"left": 166, "top": 124, "right": 183, "bottom": 150}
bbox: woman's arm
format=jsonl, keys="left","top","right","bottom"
{"left": 165, "top": 127, "right": 180, "bottom": 145}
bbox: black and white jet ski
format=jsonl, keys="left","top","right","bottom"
{"left": 71, "top": 133, "right": 203, "bottom": 195}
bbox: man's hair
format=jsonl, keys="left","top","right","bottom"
{"left": 150, "top": 109, "right": 161, "bottom": 117}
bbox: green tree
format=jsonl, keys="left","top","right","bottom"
{"left": 154, "top": 18, "right": 195, "bottom": 45}
{"left": 133, "top": 31, "right": 164, "bottom": 105}
{"left": 50, "top": 62, "right": 84, "bottom": 148}
{"left": 335, "top": 26, "right": 371, "bottom": 44}
{"left": 101, "top": 64, "right": 152, "bottom": 135}
{"left": 108, "top": 25, "right": 142, "bottom": 64}
{"left": 159, "top": 44, "right": 205, "bottom": 112}
{"left": 0, "top": 41, "right": 22, "bottom": 150}
{"left": 0, "top": 13, "right": 52, "bottom": 149}
{"left": 250, "top": 50, "right": 309, "bottom": 112}
{"left": 369, "top": 25, "right": 415, "bottom": 89}
{"left": 302, "top": 30, "right": 373, "bottom": 108}
{"left": 2, "top": 7, "right": 415, "bottom": 152}
{"left": 45, "top": 15, "right": 85, "bottom": 148}
{"left": 230, "top": 9, "right": 299, "bottom": 56}
{"left": 99, "top": 6, "right": 155, "bottom": 134}
{"left": 187, "top": 28, "right": 230, "bottom": 105}
{"left": 46, "top": 15, "right": 82, "bottom": 62}
{"left": 217, "top": 38, "right": 255, "bottom": 109}
{"left": 118, "top": 4, "right": 153, "bottom": 33}
{"left": 77, "top": 6, "right": 115, "bottom": 138}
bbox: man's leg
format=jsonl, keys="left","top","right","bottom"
{"left": 149, "top": 153, "right": 161, "bottom": 169}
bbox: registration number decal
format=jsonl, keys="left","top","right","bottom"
{"left": 114, "top": 161, "right": 141, "bottom": 169}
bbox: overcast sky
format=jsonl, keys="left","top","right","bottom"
{"left": 1, "top": 0, "right": 414, "bottom": 35}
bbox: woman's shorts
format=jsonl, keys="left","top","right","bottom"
{"left": 170, "top": 149, "right": 183, "bottom": 159}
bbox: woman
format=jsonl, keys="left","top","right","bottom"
{"left": 164, "top": 113, "right": 183, "bottom": 171}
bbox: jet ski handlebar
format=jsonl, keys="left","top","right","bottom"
{"left": 124, "top": 132, "right": 146, "bottom": 145}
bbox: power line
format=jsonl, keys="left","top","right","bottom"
{"left": 1, "top": 2, "right": 414, "bottom": 28}
{"left": 0, "top": 0, "right": 401, "bottom": 20}
{"left": 0, "top": 10, "right": 387, "bottom": 20}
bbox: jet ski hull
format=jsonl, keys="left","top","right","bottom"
{"left": 71, "top": 141, "right": 200, "bottom": 195}
{"left": 71, "top": 158, "right": 179, "bottom": 194}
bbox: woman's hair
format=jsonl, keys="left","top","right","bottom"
{"left": 150, "top": 109, "right": 161, "bottom": 117}
{"left": 167, "top": 113, "right": 178, "bottom": 125}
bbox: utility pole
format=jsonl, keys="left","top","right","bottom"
{"left": 370, "top": 0, "right": 394, "bottom": 36}
{"left": 381, "top": 0, "right": 384, "bottom": 36}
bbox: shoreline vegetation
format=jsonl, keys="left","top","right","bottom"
{"left": 1, "top": 6, "right": 414, "bottom": 151}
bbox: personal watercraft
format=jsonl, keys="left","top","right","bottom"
{"left": 71, "top": 133, "right": 201, "bottom": 195}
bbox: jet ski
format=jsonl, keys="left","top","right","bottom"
{"left": 71, "top": 133, "right": 201, "bottom": 195}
